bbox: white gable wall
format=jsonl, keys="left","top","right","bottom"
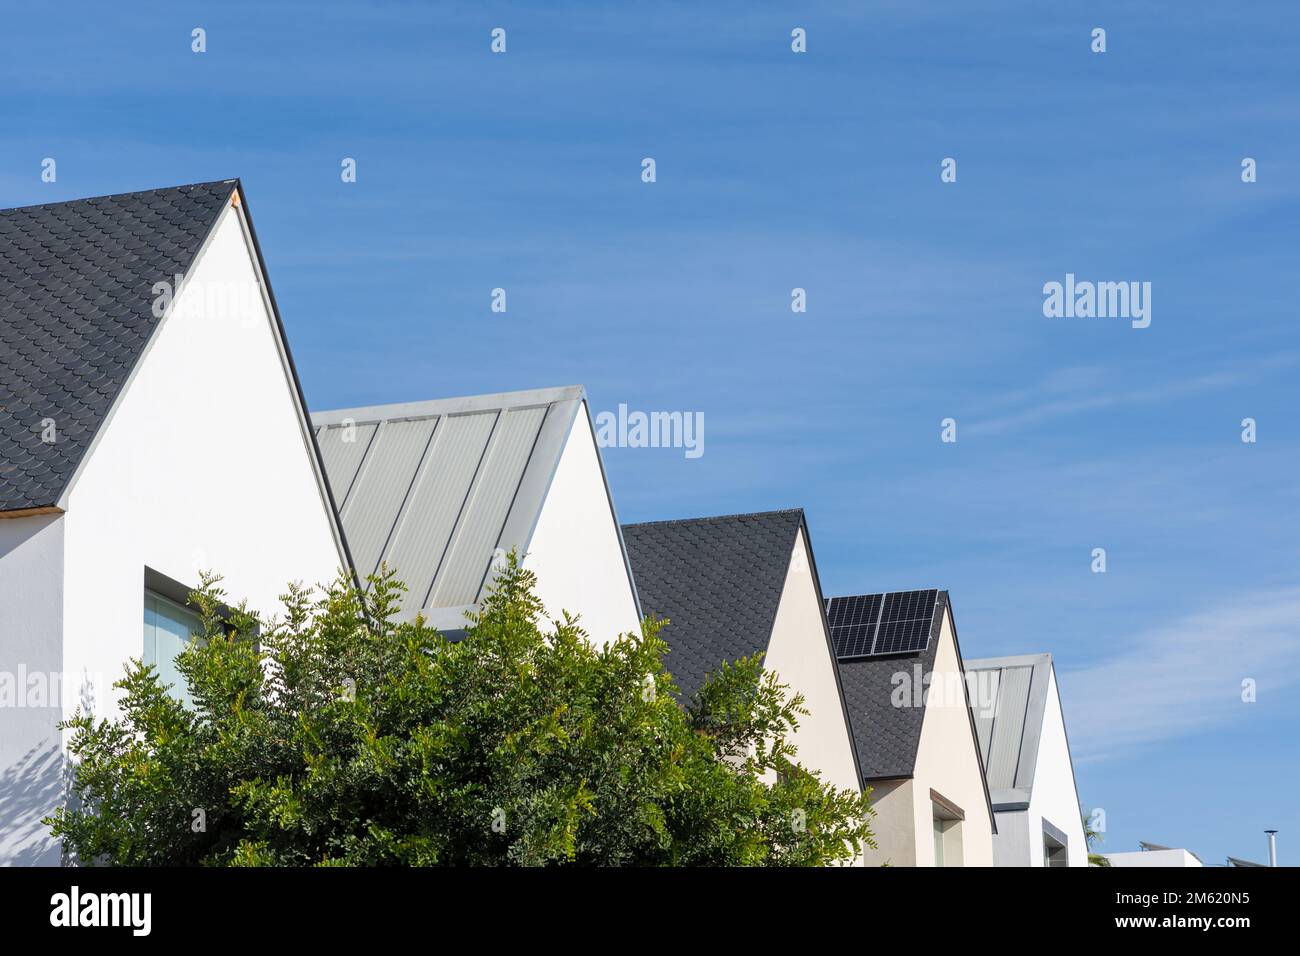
{"left": 60, "top": 201, "right": 344, "bottom": 731}
{"left": 1026, "top": 666, "right": 1087, "bottom": 865}
{"left": 764, "top": 527, "right": 861, "bottom": 797}
{"left": 909, "top": 609, "right": 995, "bottom": 866}
{"left": 0, "top": 514, "right": 66, "bottom": 865}
{"left": 525, "top": 402, "right": 640, "bottom": 647}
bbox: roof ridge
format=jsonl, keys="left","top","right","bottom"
{"left": 622, "top": 508, "right": 805, "bottom": 529}
{"left": 0, "top": 179, "right": 238, "bottom": 215}
{"left": 965, "top": 652, "right": 1053, "bottom": 669}
{"left": 827, "top": 587, "right": 945, "bottom": 600}
{"left": 312, "top": 385, "right": 585, "bottom": 425}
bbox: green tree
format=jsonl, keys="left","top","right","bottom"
{"left": 47, "top": 556, "right": 873, "bottom": 866}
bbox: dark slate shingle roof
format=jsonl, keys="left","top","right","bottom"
{"left": 621, "top": 510, "right": 803, "bottom": 701}
{"left": 0, "top": 181, "right": 236, "bottom": 511}
{"left": 832, "top": 591, "right": 949, "bottom": 779}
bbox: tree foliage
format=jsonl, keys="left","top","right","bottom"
{"left": 48, "top": 557, "right": 874, "bottom": 866}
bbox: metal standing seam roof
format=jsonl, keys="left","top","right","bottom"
{"left": 0, "top": 181, "right": 237, "bottom": 512}
{"left": 311, "top": 386, "right": 596, "bottom": 626}
{"left": 964, "top": 653, "right": 1067, "bottom": 811}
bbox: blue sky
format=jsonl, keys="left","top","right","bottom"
{"left": 4, "top": 1, "right": 1298, "bottom": 865}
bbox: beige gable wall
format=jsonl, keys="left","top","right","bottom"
{"left": 862, "top": 777, "right": 915, "bottom": 866}
{"left": 763, "top": 527, "right": 871, "bottom": 863}
{"left": 763, "top": 527, "right": 861, "bottom": 796}
{"left": 909, "top": 608, "right": 995, "bottom": 866}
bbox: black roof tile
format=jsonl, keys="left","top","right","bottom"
{"left": 831, "top": 591, "right": 949, "bottom": 779}
{"left": 621, "top": 510, "right": 803, "bottom": 701}
{"left": 0, "top": 181, "right": 235, "bottom": 511}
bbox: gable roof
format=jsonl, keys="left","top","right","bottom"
{"left": 621, "top": 509, "right": 804, "bottom": 701}
{"left": 831, "top": 591, "right": 948, "bottom": 779}
{"left": 965, "top": 653, "right": 1081, "bottom": 814}
{"left": 312, "top": 386, "right": 627, "bottom": 627}
{"left": 833, "top": 590, "right": 997, "bottom": 831}
{"left": 0, "top": 181, "right": 236, "bottom": 512}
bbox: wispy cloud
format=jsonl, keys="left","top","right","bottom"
{"left": 1062, "top": 588, "right": 1300, "bottom": 763}
{"left": 966, "top": 353, "right": 1300, "bottom": 438}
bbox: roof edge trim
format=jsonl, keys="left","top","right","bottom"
{"left": 313, "top": 386, "right": 586, "bottom": 426}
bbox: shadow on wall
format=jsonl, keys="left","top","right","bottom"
{"left": 0, "top": 742, "right": 65, "bottom": 866}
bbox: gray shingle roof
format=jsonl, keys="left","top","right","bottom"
{"left": 0, "top": 181, "right": 236, "bottom": 512}
{"left": 832, "top": 591, "right": 948, "bottom": 779}
{"left": 620, "top": 510, "right": 803, "bottom": 701}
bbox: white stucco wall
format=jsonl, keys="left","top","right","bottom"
{"left": 909, "top": 609, "right": 995, "bottom": 866}
{"left": 863, "top": 777, "right": 916, "bottom": 866}
{"left": 525, "top": 403, "right": 641, "bottom": 648}
{"left": 61, "top": 203, "right": 345, "bottom": 725}
{"left": 1026, "top": 667, "right": 1087, "bottom": 866}
{"left": 0, "top": 514, "right": 66, "bottom": 865}
{"left": 3, "top": 200, "right": 348, "bottom": 867}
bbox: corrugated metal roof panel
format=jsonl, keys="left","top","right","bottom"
{"left": 431, "top": 404, "right": 547, "bottom": 607}
{"left": 311, "top": 386, "right": 589, "bottom": 620}
{"left": 972, "top": 667, "right": 1000, "bottom": 761}
{"left": 316, "top": 421, "right": 378, "bottom": 511}
{"left": 965, "top": 653, "right": 1055, "bottom": 806}
{"left": 985, "top": 664, "right": 1032, "bottom": 791}
{"left": 386, "top": 410, "right": 498, "bottom": 609}
{"left": 343, "top": 417, "right": 438, "bottom": 578}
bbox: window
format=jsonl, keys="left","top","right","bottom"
{"left": 930, "top": 789, "right": 965, "bottom": 867}
{"left": 1042, "top": 819, "right": 1070, "bottom": 867}
{"left": 143, "top": 590, "right": 204, "bottom": 708}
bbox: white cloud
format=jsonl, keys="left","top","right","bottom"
{"left": 1061, "top": 588, "right": 1300, "bottom": 762}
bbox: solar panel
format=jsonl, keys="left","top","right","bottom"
{"left": 826, "top": 590, "right": 938, "bottom": 658}
{"left": 825, "top": 593, "right": 881, "bottom": 657}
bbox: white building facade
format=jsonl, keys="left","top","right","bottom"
{"left": 1, "top": 182, "right": 349, "bottom": 865}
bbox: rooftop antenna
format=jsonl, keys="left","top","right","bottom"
{"left": 1265, "top": 830, "right": 1278, "bottom": 867}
